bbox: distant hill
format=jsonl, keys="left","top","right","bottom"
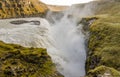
{"left": 0, "top": 0, "right": 48, "bottom": 18}
{"left": 47, "top": 5, "right": 68, "bottom": 12}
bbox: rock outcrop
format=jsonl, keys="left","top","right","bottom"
{"left": 0, "top": 0, "right": 48, "bottom": 18}
{"left": 0, "top": 41, "right": 63, "bottom": 77}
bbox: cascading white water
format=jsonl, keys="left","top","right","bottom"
{"left": 46, "top": 3, "right": 95, "bottom": 77}
{"left": 0, "top": 18, "right": 53, "bottom": 48}
{"left": 0, "top": 3, "right": 95, "bottom": 77}
{"left": 49, "top": 16, "right": 86, "bottom": 77}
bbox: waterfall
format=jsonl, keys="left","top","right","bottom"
{"left": 47, "top": 3, "right": 95, "bottom": 77}
{"left": 49, "top": 16, "right": 86, "bottom": 77}
{"left": 0, "top": 3, "right": 95, "bottom": 77}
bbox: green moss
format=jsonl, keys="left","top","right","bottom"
{"left": 86, "top": 1, "right": 120, "bottom": 76}
{"left": 0, "top": 41, "right": 63, "bottom": 77}
{"left": 88, "top": 66, "right": 120, "bottom": 77}
{"left": 86, "top": 16, "right": 120, "bottom": 72}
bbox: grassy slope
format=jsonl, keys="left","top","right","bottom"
{"left": 0, "top": 0, "right": 48, "bottom": 18}
{"left": 47, "top": 5, "right": 68, "bottom": 12}
{"left": 0, "top": 41, "right": 63, "bottom": 77}
{"left": 86, "top": 0, "right": 120, "bottom": 77}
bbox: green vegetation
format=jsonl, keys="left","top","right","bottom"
{"left": 0, "top": 0, "right": 48, "bottom": 18}
{"left": 94, "top": 0, "right": 120, "bottom": 16}
{"left": 0, "top": 41, "right": 63, "bottom": 77}
{"left": 87, "top": 66, "right": 120, "bottom": 77}
{"left": 85, "top": 0, "right": 120, "bottom": 77}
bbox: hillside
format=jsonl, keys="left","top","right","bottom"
{"left": 82, "top": 0, "right": 120, "bottom": 77}
{"left": 0, "top": 41, "right": 63, "bottom": 77}
{"left": 0, "top": 0, "right": 48, "bottom": 18}
{"left": 47, "top": 5, "right": 68, "bottom": 12}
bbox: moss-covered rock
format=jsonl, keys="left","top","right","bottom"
{"left": 85, "top": 0, "right": 120, "bottom": 77}
{"left": 86, "top": 15, "right": 120, "bottom": 75}
{"left": 0, "top": 41, "right": 63, "bottom": 77}
{"left": 87, "top": 65, "right": 120, "bottom": 77}
{"left": 0, "top": 0, "right": 48, "bottom": 19}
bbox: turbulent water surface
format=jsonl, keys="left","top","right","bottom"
{"left": 0, "top": 3, "right": 95, "bottom": 77}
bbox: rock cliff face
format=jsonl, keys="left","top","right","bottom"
{"left": 0, "top": 0, "right": 48, "bottom": 18}
{"left": 80, "top": 0, "right": 120, "bottom": 77}
{"left": 0, "top": 41, "right": 63, "bottom": 77}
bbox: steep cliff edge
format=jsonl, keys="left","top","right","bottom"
{"left": 82, "top": 0, "right": 120, "bottom": 77}
{"left": 0, "top": 41, "right": 63, "bottom": 77}
{"left": 0, "top": 0, "right": 48, "bottom": 18}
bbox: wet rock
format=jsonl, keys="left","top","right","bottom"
{"left": 30, "top": 20, "right": 40, "bottom": 25}
{"left": 10, "top": 20, "right": 40, "bottom": 25}
{"left": 10, "top": 20, "right": 29, "bottom": 25}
